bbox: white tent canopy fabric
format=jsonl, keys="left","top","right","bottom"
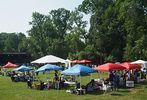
{"left": 131, "top": 60, "right": 147, "bottom": 64}
{"left": 31, "top": 55, "right": 66, "bottom": 64}
{"left": 131, "top": 60, "right": 147, "bottom": 68}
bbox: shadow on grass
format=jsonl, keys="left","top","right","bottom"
{"left": 84, "top": 88, "right": 131, "bottom": 96}
{"left": 86, "top": 90, "right": 104, "bottom": 95}
{"left": 138, "top": 82, "right": 147, "bottom": 85}
{"left": 110, "top": 93, "right": 123, "bottom": 96}
{"left": 117, "top": 89, "right": 131, "bottom": 93}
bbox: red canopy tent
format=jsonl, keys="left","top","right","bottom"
{"left": 71, "top": 60, "right": 81, "bottom": 63}
{"left": 71, "top": 59, "right": 92, "bottom": 63}
{"left": 79, "top": 59, "right": 92, "bottom": 63}
{"left": 120, "top": 62, "right": 140, "bottom": 70}
{"left": 95, "top": 63, "right": 126, "bottom": 72}
{"left": 3, "top": 62, "right": 18, "bottom": 68}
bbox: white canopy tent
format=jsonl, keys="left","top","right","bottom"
{"left": 31, "top": 55, "right": 66, "bottom": 64}
{"left": 131, "top": 60, "right": 147, "bottom": 64}
{"left": 131, "top": 60, "right": 147, "bottom": 68}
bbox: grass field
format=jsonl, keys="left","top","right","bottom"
{"left": 0, "top": 72, "right": 147, "bottom": 100}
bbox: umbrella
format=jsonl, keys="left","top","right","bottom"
{"left": 13, "top": 65, "right": 33, "bottom": 72}
{"left": 120, "top": 62, "right": 140, "bottom": 70}
{"left": 61, "top": 64, "right": 96, "bottom": 76}
{"left": 95, "top": 63, "right": 126, "bottom": 72}
{"left": 36, "top": 64, "right": 63, "bottom": 72}
{"left": 3, "top": 62, "right": 18, "bottom": 68}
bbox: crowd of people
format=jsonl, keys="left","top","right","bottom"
{"left": 28, "top": 71, "right": 76, "bottom": 90}
{"left": 0, "top": 65, "right": 147, "bottom": 95}
{"left": 10, "top": 71, "right": 34, "bottom": 82}
{"left": 107, "top": 69, "right": 147, "bottom": 89}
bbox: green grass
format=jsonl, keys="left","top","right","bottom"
{"left": 0, "top": 72, "right": 147, "bottom": 100}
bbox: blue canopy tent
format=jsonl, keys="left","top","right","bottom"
{"left": 61, "top": 64, "right": 96, "bottom": 92}
{"left": 35, "top": 64, "right": 63, "bottom": 72}
{"left": 36, "top": 64, "right": 63, "bottom": 86}
{"left": 13, "top": 65, "right": 33, "bottom": 72}
{"left": 61, "top": 64, "right": 96, "bottom": 76}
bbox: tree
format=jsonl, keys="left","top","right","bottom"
{"left": 79, "top": 0, "right": 147, "bottom": 63}
{"left": 0, "top": 32, "right": 28, "bottom": 53}
{"left": 79, "top": 0, "right": 125, "bottom": 62}
{"left": 122, "top": 0, "right": 147, "bottom": 60}
{"left": 28, "top": 8, "right": 87, "bottom": 59}
{"left": 17, "top": 33, "right": 28, "bottom": 52}
{"left": 27, "top": 9, "right": 69, "bottom": 58}
{"left": 50, "top": 8, "right": 71, "bottom": 39}
{"left": 64, "top": 9, "right": 87, "bottom": 60}
{"left": 3, "top": 33, "right": 19, "bottom": 52}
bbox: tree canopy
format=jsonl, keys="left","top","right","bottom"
{"left": 0, "top": 0, "right": 146, "bottom": 64}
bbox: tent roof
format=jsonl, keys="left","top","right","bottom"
{"left": 120, "top": 62, "right": 140, "bottom": 70}
{"left": 131, "top": 60, "right": 147, "bottom": 64}
{"left": 35, "top": 64, "right": 63, "bottom": 72}
{"left": 13, "top": 65, "right": 32, "bottom": 72}
{"left": 61, "top": 64, "right": 96, "bottom": 76}
{"left": 31, "top": 55, "right": 66, "bottom": 64}
{"left": 3, "top": 62, "right": 18, "bottom": 68}
{"left": 95, "top": 63, "right": 126, "bottom": 72}
{"left": 71, "top": 59, "right": 92, "bottom": 63}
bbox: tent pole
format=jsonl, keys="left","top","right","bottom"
{"left": 80, "top": 76, "right": 82, "bottom": 89}
{"left": 90, "top": 73, "right": 93, "bottom": 80}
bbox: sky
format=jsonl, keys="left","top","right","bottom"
{"left": 0, "top": 0, "right": 89, "bottom": 36}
